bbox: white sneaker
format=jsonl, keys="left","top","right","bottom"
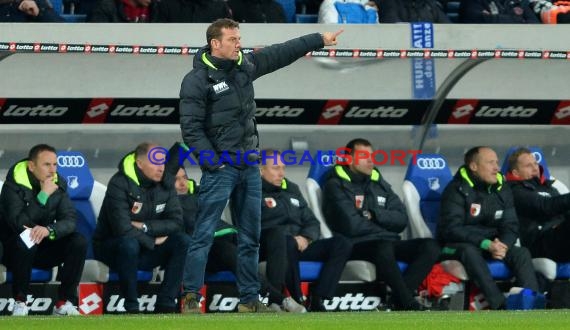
{"left": 268, "top": 303, "right": 284, "bottom": 312}
{"left": 53, "top": 301, "right": 81, "bottom": 316}
{"left": 12, "top": 301, "right": 29, "bottom": 316}
{"left": 282, "top": 297, "right": 307, "bottom": 313}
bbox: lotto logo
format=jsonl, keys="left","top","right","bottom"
{"left": 79, "top": 293, "right": 103, "bottom": 315}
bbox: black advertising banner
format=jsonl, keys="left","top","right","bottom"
{"left": 1, "top": 98, "right": 569, "bottom": 125}
{"left": 0, "top": 98, "right": 88, "bottom": 124}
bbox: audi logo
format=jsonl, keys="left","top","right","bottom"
{"left": 532, "top": 151, "right": 542, "bottom": 163}
{"left": 417, "top": 157, "right": 446, "bottom": 170}
{"left": 320, "top": 154, "right": 343, "bottom": 166}
{"left": 57, "top": 155, "right": 86, "bottom": 168}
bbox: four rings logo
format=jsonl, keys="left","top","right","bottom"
{"left": 532, "top": 151, "right": 542, "bottom": 163}
{"left": 417, "top": 158, "right": 446, "bottom": 170}
{"left": 57, "top": 155, "right": 85, "bottom": 168}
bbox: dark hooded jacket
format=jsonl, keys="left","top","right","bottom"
{"left": 459, "top": 0, "right": 539, "bottom": 23}
{"left": 0, "top": 159, "right": 76, "bottom": 243}
{"left": 179, "top": 33, "right": 324, "bottom": 171}
{"left": 323, "top": 165, "right": 408, "bottom": 243}
{"left": 227, "top": 0, "right": 286, "bottom": 23}
{"left": 153, "top": 0, "right": 231, "bottom": 23}
{"left": 89, "top": 0, "right": 158, "bottom": 22}
{"left": 93, "top": 152, "right": 183, "bottom": 250}
{"left": 377, "top": 0, "right": 451, "bottom": 23}
{"left": 438, "top": 166, "right": 519, "bottom": 249}
{"left": 507, "top": 167, "right": 570, "bottom": 249}
{"left": 261, "top": 178, "right": 320, "bottom": 241}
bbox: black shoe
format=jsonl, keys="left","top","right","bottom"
{"left": 308, "top": 296, "right": 328, "bottom": 312}
{"left": 406, "top": 300, "right": 430, "bottom": 311}
{"left": 155, "top": 304, "right": 178, "bottom": 314}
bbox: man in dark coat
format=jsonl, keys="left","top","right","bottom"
{"left": 323, "top": 138, "right": 440, "bottom": 310}
{"left": 260, "top": 149, "right": 351, "bottom": 312}
{"left": 93, "top": 142, "right": 189, "bottom": 313}
{"left": 438, "top": 146, "right": 539, "bottom": 310}
{"left": 506, "top": 147, "right": 570, "bottom": 262}
{"left": 459, "top": 0, "right": 539, "bottom": 23}
{"left": 179, "top": 18, "right": 342, "bottom": 313}
{"left": 0, "top": 144, "right": 86, "bottom": 316}
{"left": 153, "top": 0, "right": 231, "bottom": 23}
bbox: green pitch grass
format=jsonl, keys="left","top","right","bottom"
{"left": 1, "top": 310, "right": 569, "bottom": 330}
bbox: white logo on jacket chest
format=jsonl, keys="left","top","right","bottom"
{"left": 213, "top": 81, "right": 229, "bottom": 94}
{"left": 156, "top": 204, "right": 166, "bottom": 213}
{"left": 538, "top": 192, "right": 551, "bottom": 197}
{"left": 290, "top": 198, "right": 300, "bottom": 207}
{"left": 377, "top": 196, "right": 386, "bottom": 207}
{"left": 494, "top": 210, "right": 503, "bottom": 220}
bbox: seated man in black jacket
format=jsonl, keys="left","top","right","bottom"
{"left": 0, "top": 144, "right": 86, "bottom": 316}
{"left": 261, "top": 149, "right": 352, "bottom": 312}
{"left": 459, "top": 0, "right": 539, "bottom": 23}
{"left": 438, "top": 146, "right": 539, "bottom": 310}
{"left": 376, "top": 0, "right": 451, "bottom": 23}
{"left": 0, "top": 0, "right": 64, "bottom": 22}
{"left": 93, "top": 142, "right": 189, "bottom": 313}
{"left": 323, "top": 138, "right": 440, "bottom": 311}
{"left": 506, "top": 147, "right": 570, "bottom": 262}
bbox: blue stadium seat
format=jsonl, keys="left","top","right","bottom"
{"left": 402, "top": 153, "right": 453, "bottom": 239}
{"left": 205, "top": 271, "right": 236, "bottom": 283}
{"left": 557, "top": 263, "right": 570, "bottom": 279}
{"left": 275, "top": 0, "right": 296, "bottom": 23}
{"left": 50, "top": 0, "right": 87, "bottom": 22}
{"left": 445, "top": 1, "right": 460, "bottom": 23}
{"left": 295, "top": 14, "right": 318, "bottom": 23}
{"left": 299, "top": 261, "right": 323, "bottom": 281}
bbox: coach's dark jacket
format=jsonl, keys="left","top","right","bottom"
{"left": 93, "top": 152, "right": 183, "bottom": 250}
{"left": 0, "top": 159, "right": 76, "bottom": 243}
{"left": 179, "top": 33, "right": 324, "bottom": 171}
{"left": 438, "top": 166, "right": 519, "bottom": 249}
{"left": 261, "top": 178, "right": 320, "bottom": 241}
{"left": 507, "top": 170, "right": 570, "bottom": 248}
{"left": 323, "top": 165, "right": 408, "bottom": 243}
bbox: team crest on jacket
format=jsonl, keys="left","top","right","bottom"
{"left": 470, "top": 203, "right": 481, "bottom": 217}
{"left": 212, "top": 81, "right": 229, "bottom": 94}
{"left": 132, "top": 202, "right": 143, "bottom": 214}
{"left": 355, "top": 195, "right": 364, "bottom": 209}
{"left": 264, "top": 197, "right": 277, "bottom": 208}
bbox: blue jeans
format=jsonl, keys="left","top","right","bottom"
{"left": 184, "top": 165, "right": 261, "bottom": 303}
{"left": 95, "top": 232, "right": 189, "bottom": 311}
